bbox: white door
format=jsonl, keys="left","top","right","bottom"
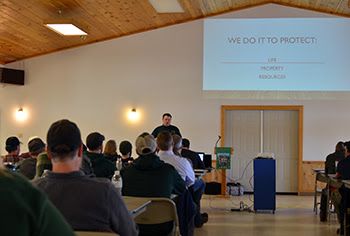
{"left": 263, "top": 110, "right": 298, "bottom": 192}
{"left": 225, "top": 110, "right": 260, "bottom": 192}
{"left": 225, "top": 109, "right": 298, "bottom": 193}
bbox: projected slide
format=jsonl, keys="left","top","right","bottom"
{"left": 203, "top": 18, "right": 350, "bottom": 91}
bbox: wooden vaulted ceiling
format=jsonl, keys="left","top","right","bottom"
{"left": 1, "top": 0, "right": 349, "bottom": 65}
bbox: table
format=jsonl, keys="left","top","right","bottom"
{"left": 312, "top": 168, "right": 326, "bottom": 214}
{"left": 194, "top": 169, "right": 208, "bottom": 180}
{"left": 122, "top": 196, "right": 152, "bottom": 218}
{"left": 342, "top": 180, "right": 350, "bottom": 188}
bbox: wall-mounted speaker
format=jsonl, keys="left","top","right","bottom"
{"left": 0, "top": 68, "right": 25, "bottom": 85}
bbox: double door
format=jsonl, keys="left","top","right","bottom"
{"left": 224, "top": 109, "right": 299, "bottom": 193}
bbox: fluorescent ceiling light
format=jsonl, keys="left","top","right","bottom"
{"left": 43, "top": 19, "right": 87, "bottom": 36}
{"left": 148, "top": 0, "right": 184, "bottom": 13}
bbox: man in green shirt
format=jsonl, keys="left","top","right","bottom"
{"left": 151, "top": 113, "right": 182, "bottom": 138}
{"left": 0, "top": 169, "right": 75, "bottom": 236}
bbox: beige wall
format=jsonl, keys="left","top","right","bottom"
{"left": 1, "top": 4, "right": 349, "bottom": 161}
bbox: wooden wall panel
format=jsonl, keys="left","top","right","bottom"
{"left": 301, "top": 161, "right": 326, "bottom": 193}
{"left": 202, "top": 160, "right": 222, "bottom": 183}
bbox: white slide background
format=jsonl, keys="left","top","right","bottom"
{"left": 203, "top": 18, "right": 350, "bottom": 91}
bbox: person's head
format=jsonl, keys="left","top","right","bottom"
{"left": 103, "top": 140, "right": 117, "bottom": 155}
{"left": 135, "top": 132, "right": 156, "bottom": 156}
{"left": 46, "top": 119, "right": 82, "bottom": 162}
{"left": 335, "top": 141, "right": 345, "bottom": 152}
{"left": 344, "top": 141, "right": 350, "bottom": 156}
{"left": 162, "top": 113, "right": 172, "bottom": 127}
{"left": 119, "top": 140, "right": 132, "bottom": 156}
{"left": 172, "top": 134, "right": 182, "bottom": 156}
{"left": 182, "top": 138, "right": 190, "bottom": 149}
{"left": 86, "top": 132, "right": 105, "bottom": 152}
{"left": 5, "top": 136, "right": 21, "bottom": 155}
{"left": 28, "top": 137, "right": 45, "bottom": 157}
{"left": 157, "top": 131, "right": 173, "bottom": 151}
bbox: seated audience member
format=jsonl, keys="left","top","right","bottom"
{"left": 34, "top": 151, "right": 52, "bottom": 178}
{"left": 172, "top": 135, "right": 183, "bottom": 156}
{"left": 173, "top": 134, "right": 208, "bottom": 227}
{"left": 18, "top": 137, "right": 45, "bottom": 180}
{"left": 325, "top": 142, "right": 346, "bottom": 175}
{"left": 121, "top": 132, "right": 186, "bottom": 198}
{"left": 103, "top": 139, "right": 121, "bottom": 164}
{"left": 0, "top": 168, "right": 75, "bottom": 236}
{"left": 181, "top": 138, "right": 205, "bottom": 169}
{"left": 35, "top": 146, "right": 93, "bottom": 178}
{"left": 119, "top": 140, "right": 134, "bottom": 168}
{"left": 319, "top": 141, "right": 345, "bottom": 221}
{"left": 33, "top": 119, "right": 138, "bottom": 235}
{"left": 80, "top": 144, "right": 94, "bottom": 175}
{"left": 20, "top": 152, "right": 31, "bottom": 159}
{"left": 157, "top": 132, "right": 195, "bottom": 187}
{"left": 84, "top": 132, "right": 116, "bottom": 179}
{"left": 330, "top": 141, "right": 350, "bottom": 234}
{"left": 173, "top": 135, "right": 193, "bottom": 168}
{"left": 121, "top": 132, "right": 186, "bottom": 236}
{"left": 3, "top": 136, "right": 22, "bottom": 169}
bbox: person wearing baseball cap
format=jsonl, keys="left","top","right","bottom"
{"left": 120, "top": 132, "right": 186, "bottom": 236}
{"left": 32, "top": 119, "right": 138, "bottom": 235}
{"left": 3, "top": 136, "right": 22, "bottom": 166}
{"left": 17, "top": 137, "right": 45, "bottom": 180}
{"left": 121, "top": 132, "right": 185, "bottom": 198}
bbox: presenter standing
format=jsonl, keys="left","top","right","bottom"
{"left": 152, "top": 113, "right": 181, "bottom": 138}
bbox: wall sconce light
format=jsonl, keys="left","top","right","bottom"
{"left": 128, "top": 108, "right": 139, "bottom": 121}
{"left": 15, "top": 107, "right": 28, "bottom": 121}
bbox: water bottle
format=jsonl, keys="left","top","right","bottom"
{"left": 112, "top": 170, "right": 123, "bottom": 194}
{"left": 116, "top": 158, "right": 122, "bottom": 171}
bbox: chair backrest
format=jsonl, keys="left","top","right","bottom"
{"left": 133, "top": 197, "right": 179, "bottom": 235}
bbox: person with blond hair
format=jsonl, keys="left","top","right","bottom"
{"left": 103, "top": 139, "right": 120, "bottom": 164}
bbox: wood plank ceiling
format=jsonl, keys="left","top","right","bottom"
{"left": 0, "top": 0, "right": 349, "bottom": 65}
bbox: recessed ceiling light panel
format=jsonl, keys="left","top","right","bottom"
{"left": 148, "top": 0, "right": 184, "bottom": 13}
{"left": 43, "top": 19, "right": 88, "bottom": 36}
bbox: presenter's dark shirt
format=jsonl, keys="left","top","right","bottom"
{"left": 151, "top": 125, "right": 181, "bottom": 138}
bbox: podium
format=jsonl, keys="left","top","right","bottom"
{"left": 253, "top": 158, "right": 276, "bottom": 213}
{"left": 215, "top": 147, "right": 233, "bottom": 198}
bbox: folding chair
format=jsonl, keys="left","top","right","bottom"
{"left": 134, "top": 198, "right": 180, "bottom": 236}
